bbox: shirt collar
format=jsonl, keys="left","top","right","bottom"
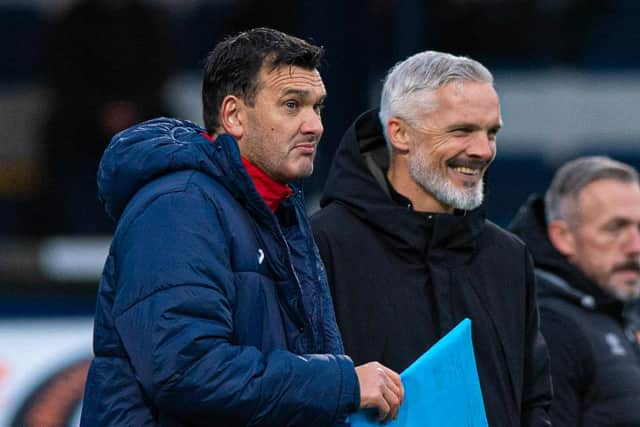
{"left": 241, "top": 157, "right": 293, "bottom": 212}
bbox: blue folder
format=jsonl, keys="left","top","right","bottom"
{"left": 349, "top": 318, "right": 488, "bottom": 427}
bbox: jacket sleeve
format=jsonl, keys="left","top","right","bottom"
{"left": 521, "top": 252, "right": 554, "bottom": 427}
{"left": 111, "top": 187, "right": 359, "bottom": 426}
{"left": 538, "top": 308, "right": 592, "bottom": 427}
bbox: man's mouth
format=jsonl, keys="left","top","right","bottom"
{"left": 613, "top": 261, "right": 640, "bottom": 275}
{"left": 451, "top": 166, "right": 480, "bottom": 176}
{"left": 447, "top": 159, "right": 487, "bottom": 177}
{"left": 292, "top": 142, "right": 317, "bottom": 154}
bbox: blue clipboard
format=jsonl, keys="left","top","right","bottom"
{"left": 349, "top": 318, "right": 488, "bottom": 427}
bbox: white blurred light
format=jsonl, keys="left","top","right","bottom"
{"left": 38, "top": 236, "right": 111, "bottom": 282}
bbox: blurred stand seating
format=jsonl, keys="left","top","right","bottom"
{"left": 38, "top": 0, "right": 176, "bottom": 236}
{"left": 574, "top": 146, "right": 640, "bottom": 171}
{"left": 485, "top": 152, "right": 554, "bottom": 228}
{"left": 0, "top": 5, "right": 45, "bottom": 237}
{"left": 0, "top": 0, "right": 640, "bottom": 286}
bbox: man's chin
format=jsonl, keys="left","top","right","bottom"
{"left": 449, "top": 187, "right": 484, "bottom": 211}
{"left": 625, "top": 282, "right": 640, "bottom": 301}
{"left": 287, "top": 167, "right": 314, "bottom": 182}
{"left": 607, "top": 281, "right": 640, "bottom": 302}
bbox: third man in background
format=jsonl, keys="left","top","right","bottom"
{"left": 510, "top": 156, "right": 640, "bottom": 427}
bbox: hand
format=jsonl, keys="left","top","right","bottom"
{"left": 355, "top": 362, "right": 404, "bottom": 422}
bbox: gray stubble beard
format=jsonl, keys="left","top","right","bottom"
{"left": 408, "top": 152, "right": 484, "bottom": 211}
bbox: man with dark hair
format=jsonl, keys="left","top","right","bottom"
{"left": 311, "top": 50, "right": 552, "bottom": 426}
{"left": 510, "top": 155, "right": 640, "bottom": 427}
{"left": 80, "top": 27, "right": 402, "bottom": 426}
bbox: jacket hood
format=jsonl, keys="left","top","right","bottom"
{"left": 98, "top": 117, "right": 247, "bottom": 221}
{"left": 509, "top": 195, "right": 621, "bottom": 312}
{"left": 320, "top": 109, "right": 484, "bottom": 255}
{"left": 508, "top": 196, "right": 564, "bottom": 275}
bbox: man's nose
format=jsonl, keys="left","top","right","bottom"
{"left": 624, "top": 227, "right": 640, "bottom": 255}
{"left": 467, "top": 132, "right": 495, "bottom": 160}
{"left": 300, "top": 109, "right": 323, "bottom": 136}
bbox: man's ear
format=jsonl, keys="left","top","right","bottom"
{"left": 387, "top": 117, "right": 411, "bottom": 154}
{"left": 548, "top": 219, "right": 577, "bottom": 259}
{"left": 219, "top": 95, "right": 246, "bottom": 139}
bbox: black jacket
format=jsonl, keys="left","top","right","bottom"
{"left": 311, "top": 110, "right": 552, "bottom": 427}
{"left": 510, "top": 195, "right": 640, "bottom": 427}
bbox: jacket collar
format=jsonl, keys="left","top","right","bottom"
{"left": 510, "top": 195, "right": 625, "bottom": 316}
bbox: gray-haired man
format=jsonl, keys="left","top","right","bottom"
{"left": 311, "top": 50, "right": 552, "bottom": 426}
{"left": 510, "top": 156, "right": 640, "bottom": 427}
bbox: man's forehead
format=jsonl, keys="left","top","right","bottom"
{"left": 260, "top": 65, "right": 325, "bottom": 93}
{"left": 413, "top": 80, "right": 501, "bottom": 125}
{"left": 577, "top": 179, "right": 640, "bottom": 221}
{"left": 438, "top": 80, "right": 499, "bottom": 102}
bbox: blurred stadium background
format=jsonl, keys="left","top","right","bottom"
{"left": 1, "top": 0, "right": 639, "bottom": 425}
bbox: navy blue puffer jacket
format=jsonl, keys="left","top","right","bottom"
{"left": 80, "top": 118, "right": 359, "bottom": 426}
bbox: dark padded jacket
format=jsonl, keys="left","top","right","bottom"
{"left": 80, "top": 118, "right": 358, "bottom": 426}
{"left": 510, "top": 195, "right": 640, "bottom": 427}
{"left": 310, "top": 110, "right": 552, "bottom": 427}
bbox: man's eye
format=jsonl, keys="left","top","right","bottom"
{"left": 604, "top": 221, "right": 625, "bottom": 235}
{"left": 314, "top": 103, "right": 325, "bottom": 114}
{"left": 285, "top": 101, "right": 298, "bottom": 110}
{"left": 452, "top": 128, "right": 472, "bottom": 135}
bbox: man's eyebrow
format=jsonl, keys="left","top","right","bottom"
{"left": 445, "top": 122, "right": 502, "bottom": 131}
{"left": 445, "top": 122, "right": 481, "bottom": 131}
{"left": 606, "top": 216, "right": 633, "bottom": 227}
{"left": 281, "top": 88, "right": 311, "bottom": 98}
{"left": 280, "top": 88, "right": 327, "bottom": 102}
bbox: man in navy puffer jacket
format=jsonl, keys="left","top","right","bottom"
{"left": 80, "top": 28, "right": 403, "bottom": 426}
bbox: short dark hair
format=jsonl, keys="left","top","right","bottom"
{"left": 202, "top": 27, "right": 324, "bottom": 133}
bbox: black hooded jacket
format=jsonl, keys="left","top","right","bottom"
{"left": 510, "top": 195, "right": 640, "bottom": 427}
{"left": 311, "top": 110, "right": 552, "bottom": 427}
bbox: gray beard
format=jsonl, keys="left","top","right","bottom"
{"left": 603, "top": 279, "right": 640, "bottom": 302}
{"left": 408, "top": 153, "right": 484, "bottom": 211}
